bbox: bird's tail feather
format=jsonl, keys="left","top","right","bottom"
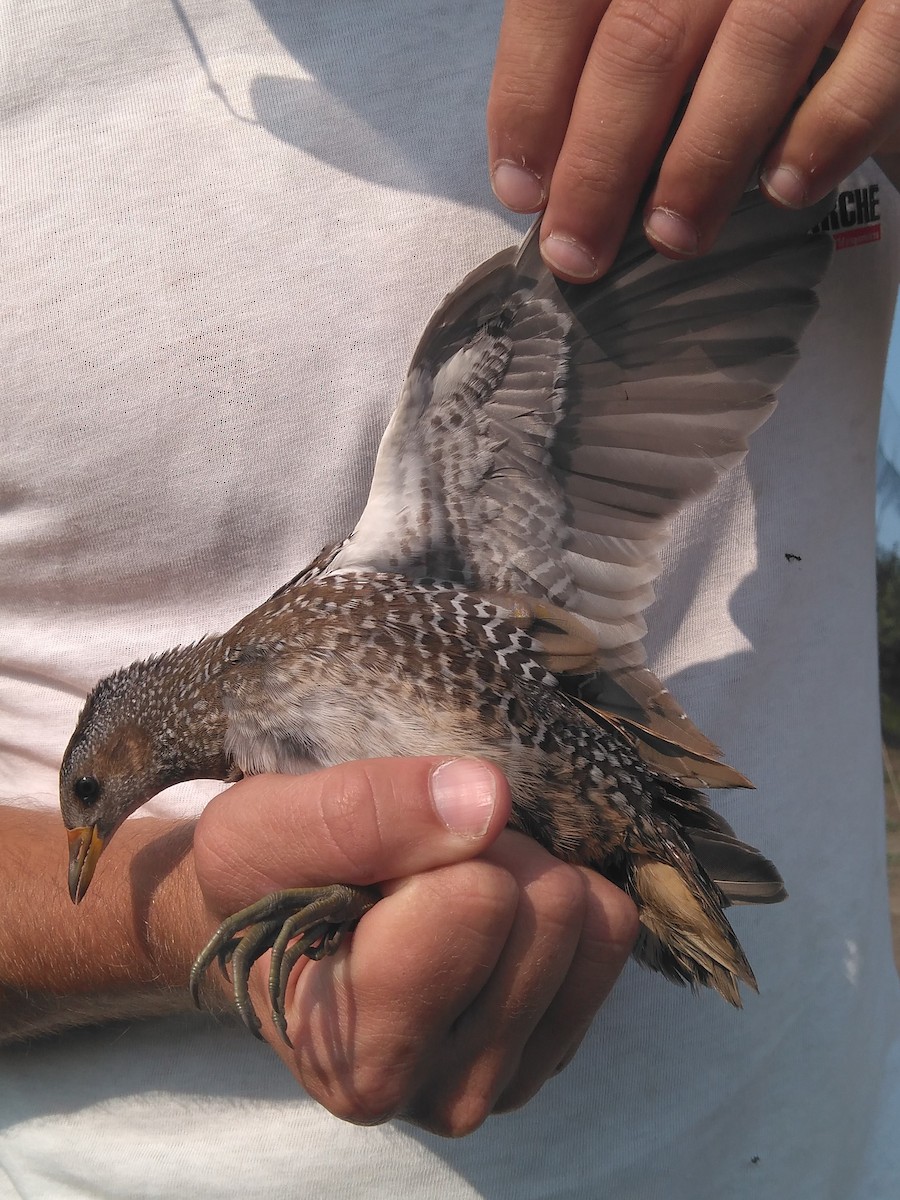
{"left": 618, "top": 793, "right": 785, "bottom": 1005}
{"left": 627, "top": 845, "right": 758, "bottom": 1007}
{"left": 685, "top": 827, "right": 786, "bottom": 906}
{"left": 653, "top": 786, "right": 787, "bottom": 906}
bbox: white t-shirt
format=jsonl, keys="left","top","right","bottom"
{"left": 2, "top": 2, "right": 899, "bottom": 1197}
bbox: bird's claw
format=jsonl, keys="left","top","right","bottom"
{"left": 189, "top": 884, "right": 380, "bottom": 1043}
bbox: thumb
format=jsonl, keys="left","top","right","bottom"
{"left": 193, "top": 757, "right": 512, "bottom": 913}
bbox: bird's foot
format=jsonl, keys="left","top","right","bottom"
{"left": 189, "top": 884, "right": 380, "bottom": 1043}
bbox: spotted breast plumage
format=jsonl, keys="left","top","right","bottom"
{"left": 60, "top": 187, "right": 835, "bottom": 1039}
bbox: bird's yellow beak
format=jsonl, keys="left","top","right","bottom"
{"left": 67, "top": 826, "right": 106, "bottom": 904}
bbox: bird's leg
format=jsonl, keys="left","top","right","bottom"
{"left": 189, "top": 884, "right": 380, "bottom": 1041}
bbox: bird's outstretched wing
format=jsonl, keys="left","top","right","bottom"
{"left": 320, "top": 188, "right": 835, "bottom": 779}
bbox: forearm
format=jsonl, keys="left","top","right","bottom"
{"left": 0, "top": 805, "right": 218, "bottom": 1044}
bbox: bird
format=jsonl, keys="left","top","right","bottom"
{"left": 60, "top": 185, "right": 835, "bottom": 1041}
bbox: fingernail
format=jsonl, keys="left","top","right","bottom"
{"left": 644, "top": 208, "right": 700, "bottom": 257}
{"left": 760, "top": 164, "right": 807, "bottom": 209}
{"left": 430, "top": 759, "right": 496, "bottom": 837}
{"left": 491, "top": 161, "right": 545, "bottom": 212}
{"left": 541, "top": 234, "right": 599, "bottom": 281}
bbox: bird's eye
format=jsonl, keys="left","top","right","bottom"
{"left": 74, "top": 776, "right": 101, "bottom": 806}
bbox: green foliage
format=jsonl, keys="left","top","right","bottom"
{"left": 878, "top": 551, "right": 900, "bottom": 745}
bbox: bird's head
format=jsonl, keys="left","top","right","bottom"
{"left": 59, "top": 642, "right": 231, "bottom": 903}
{"left": 60, "top": 721, "right": 161, "bottom": 904}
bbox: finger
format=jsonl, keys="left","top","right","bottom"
{"left": 278, "top": 857, "right": 521, "bottom": 1124}
{"left": 538, "top": 0, "right": 728, "bottom": 281}
{"left": 488, "top": 0, "right": 607, "bottom": 213}
{"left": 193, "top": 757, "right": 511, "bottom": 913}
{"left": 645, "top": 0, "right": 848, "bottom": 258}
{"left": 493, "top": 864, "right": 638, "bottom": 1112}
{"left": 828, "top": 1, "right": 867, "bottom": 46}
{"left": 761, "top": 0, "right": 900, "bottom": 209}
{"left": 403, "top": 831, "right": 590, "bottom": 1135}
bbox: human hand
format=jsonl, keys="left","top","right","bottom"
{"left": 487, "top": 0, "right": 900, "bottom": 281}
{"left": 192, "top": 757, "right": 638, "bottom": 1135}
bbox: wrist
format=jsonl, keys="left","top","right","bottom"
{"left": 119, "top": 816, "right": 208, "bottom": 986}
{"left": 129, "top": 816, "right": 236, "bottom": 1015}
{"left": 0, "top": 805, "right": 224, "bottom": 1041}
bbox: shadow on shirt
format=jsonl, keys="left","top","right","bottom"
{"left": 169, "top": 0, "right": 503, "bottom": 211}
